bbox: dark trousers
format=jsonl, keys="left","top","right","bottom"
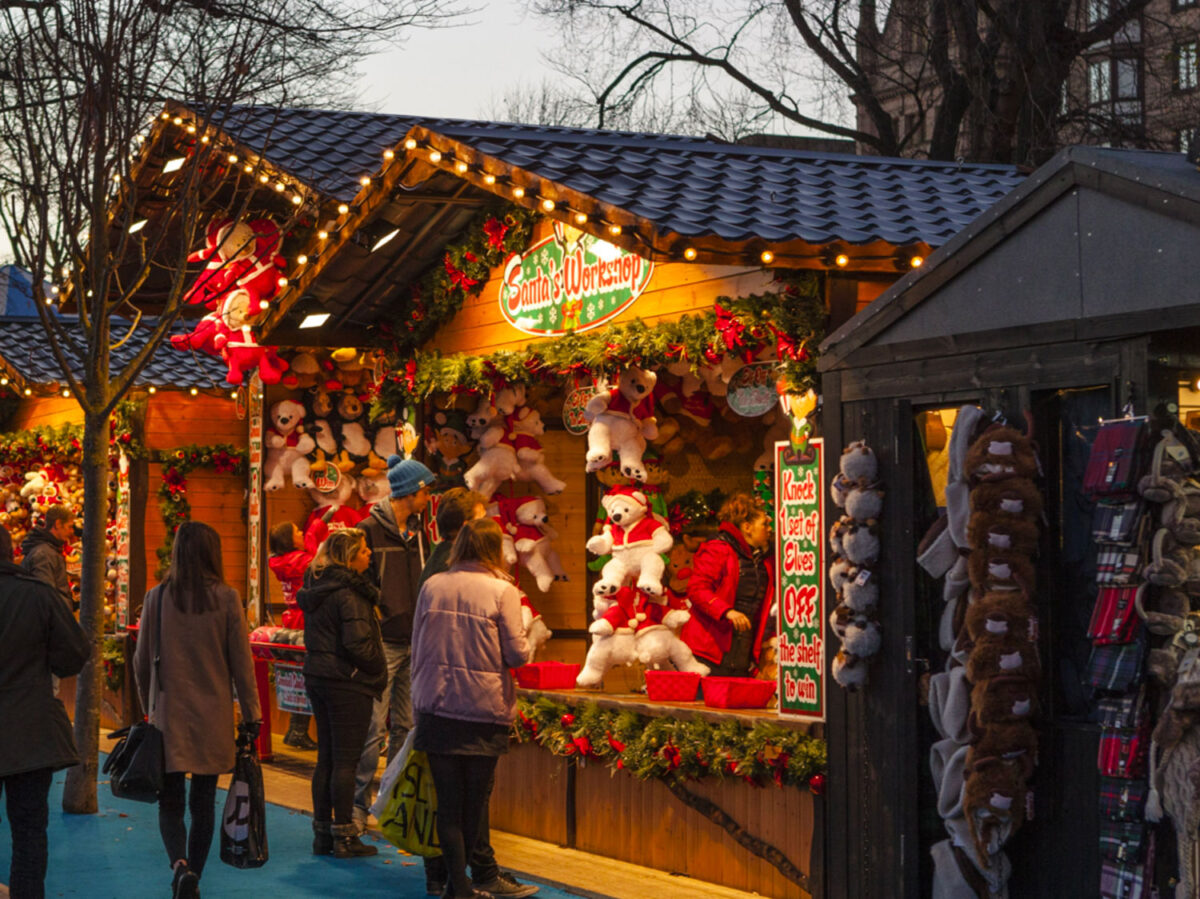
{"left": 158, "top": 772, "right": 218, "bottom": 877}
{"left": 307, "top": 683, "right": 374, "bottom": 825}
{"left": 426, "top": 753, "right": 499, "bottom": 899}
{"left": 1, "top": 767, "right": 53, "bottom": 899}
{"left": 423, "top": 768, "right": 499, "bottom": 886}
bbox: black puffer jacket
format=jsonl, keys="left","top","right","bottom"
{"left": 297, "top": 566, "right": 386, "bottom": 698}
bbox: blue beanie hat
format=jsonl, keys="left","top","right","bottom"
{"left": 386, "top": 455, "right": 434, "bottom": 499}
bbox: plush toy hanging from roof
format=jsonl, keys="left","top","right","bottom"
{"left": 584, "top": 366, "right": 659, "bottom": 482}
{"left": 464, "top": 385, "right": 566, "bottom": 498}
{"left": 171, "top": 215, "right": 290, "bottom": 385}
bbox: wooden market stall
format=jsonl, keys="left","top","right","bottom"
{"left": 816, "top": 146, "right": 1200, "bottom": 898}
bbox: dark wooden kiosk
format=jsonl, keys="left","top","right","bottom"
{"left": 817, "top": 146, "right": 1200, "bottom": 897}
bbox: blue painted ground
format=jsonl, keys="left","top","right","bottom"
{"left": 0, "top": 769, "right": 582, "bottom": 898}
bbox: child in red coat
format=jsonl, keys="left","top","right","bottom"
{"left": 268, "top": 513, "right": 331, "bottom": 750}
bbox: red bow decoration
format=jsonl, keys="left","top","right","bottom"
{"left": 571, "top": 735, "right": 595, "bottom": 758}
{"left": 483, "top": 217, "right": 508, "bottom": 251}
{"left": 772, "top": 751, "right": 791, "bottom": 787}
{"left": 444, "top": 253, "right": 479, "bottom": 291}
{"left": 661, "top": 741, "right": 682, "bottom": 771}
{"left": 518, "top": 710, "right": 538, "bottom": 735}
{"left": 605, "top": 731, "right": 625, "bottom": 755}
{"left": 667, "top": 503, "right": 691, "bottom": 536}
{"left": 714, "top": 303, "right": 746, "bottom": 352}
{"left": 667, "top": 342, "right": 688, "bottom": 360}
{"left": 403, "top": 359, "right": 418, "bottom": 393}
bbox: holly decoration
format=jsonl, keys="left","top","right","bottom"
{"left": 512, "top": 696, "right": 825, "bottom": 789}
{"left": 155, "top": 443, "right": 248, "bottom": 573}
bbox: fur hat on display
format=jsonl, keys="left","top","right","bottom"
{"left": 964, "top": 426, "right": 1038, "bottom": 484}
{"left": 969, "top": 478, "right": 1044, "bottom": 522}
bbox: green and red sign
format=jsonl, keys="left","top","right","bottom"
{"left": 775, "top": 437, "right": 825, "bottom": 720}
{"left": 499, "top": 223, "right": 654, "bottom": 336}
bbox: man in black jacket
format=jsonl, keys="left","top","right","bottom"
{"left": 352, "top": 456, "right": 434, "bottom": 829}
{"left": 20, "top": 504, "right": 74, "bottom": 609}
{"left": 0, "top": 524, "right": 90, "bottom": 898}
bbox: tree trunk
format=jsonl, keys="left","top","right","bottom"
{"left": 61, "top": 411, "right": 111, "bottom": 814}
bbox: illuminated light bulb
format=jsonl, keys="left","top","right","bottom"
{"left": 360, "top": 176, "right": 371, "bottom": 187}
{"left": 0, "top": 377, "right": 7, "bottom": 385}
{"left": 456, "top": 161, "right": 469, "bottom": 174}
{"left": 200, "top": 135, "right": 209, "bottom": 144}
{"left": 135, "top": 134, "right": 145, "bottom": 144}
{"left": 258, "top": 173, "right": 269, "bottom": 183}
{"left": 189, "top": 387, "right": 199, "bottom": 396}
{"left": 760, "top": 250, "right": 775, "bottom": 264}
{"left": 228, "top": 154, "right": 238, "bottom": 164}
{"left": 161, "top": 111, "right": 170, "bottom": 119}
{"left": 274, "top": 182, "right": 286, "bottom": 192}
{"left": 230, "top": 391, "right": 238, "bottom": 399}
{"left": 512, "top": 187, "right": 525, "bottom": 199}
{"left": 404, "top": 138, "right": 417, "bottom": 150}
{"left": 337, "top": 204, "right": 349, "bottom": 215}
{"left": 683, "top": 247, "right": 697, "bottom": 261}
{"left": 49, "top": 285, "right": 59, "bottom": 295}
{"left": 243, "top": 164, "right": 252, "bottom": 173}
{"left": 383, "top": 149, "right": 395, "bottom": 160}
{"left": 574, "top": 212, "right": 588, "bottom": 225}
{"left": 429, "top": 150, "right": 442, "bottom": 163}
{"left": 371, "top": 228, "right": 400, "bottom": 252}
{"left": 44, "top": 296, "right": 53, "bottom": 305}
{"left": 910, "top": 255, "right": 924, "bottom": 268}
{"left": 318, "top": 230, "right": 329, "bottom": 240}
{"left": 23, "top": 388, "right": 31, "bottom": 396}
{"left": 128, "top": 219, "right": 147, "bottom": 234}
{"left": 483, "top": 174, "right": 496, "bottom": 185}
{"left": 112, "top": 171, "right": 121, "bottom": 182}
{"left": 541, "top": 198, "right": 555, "bottom": 212}
{"left": 835, "top": 253, "right": 850, "bottom": 267}
{"left": 277, "top": 277, "right": 289, "bottom": 288}
{"left": 162, "top": 157, "right": 186, "bottom": 173}
{"left": 173, "top": 116, "right": 182, "bottom": 125}
{"left": 148, "top": 386, "right": 156, "bottom": 394}
{"left": 186, "top": 125, "right": 196, "bottom": 134}
{"left": 296, "top": 254, "right": 308, "bottom": 265}
{"left": 608, "top": 224, "right": 622, "bottom": 236}
{"left": 62, "top": 388, "right": 70, "bottom": 397}
{"left": 291, "top": 194, "right": 302, "bottom": 205}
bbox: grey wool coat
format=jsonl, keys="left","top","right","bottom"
{"left": 133, "top": 582, "right": 261, "bottom": 775}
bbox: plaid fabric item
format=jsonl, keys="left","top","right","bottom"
{"left": 1099, "top": 860, "right": 1145, "bottom": 899}
{"left": 1095, "top": 547, "right": 1142, "bottom": 585}
{"left": 1099, "top": 819, "right": 1145, "bottom": 862}
{"left": 1088, "top": 637, "right": 1146, "bottom": 692}
{"left": 1099, "top": 777, "right": 1148, "bottom": 820}
{"left": 1088, "top": 587, "right": 1141, "bottom": 644}
{"left": 1098, "top": 692, "right": 1148, "bottom": 730}
{"left": 1092, "top": 500, "right": 1146, "bottom": 546}
{"left": 1098, "top": 727, "right": 1148, "bottom": 778}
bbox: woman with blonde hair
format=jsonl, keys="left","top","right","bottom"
{"left": 297, "top": 527, "right": 385, "bottom": 859}
{"left": 411, "top": 517, "right": 532, "bottom": 899}
{"left": 133, "top": 520, "right": 260, "bottom": 899}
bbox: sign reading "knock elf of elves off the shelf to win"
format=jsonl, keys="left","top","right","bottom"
{"left": 775, "top": 438, "right": 825, "bottom": 720}
{"left": 498, "top": 223, "right": 654, "bottom": 336}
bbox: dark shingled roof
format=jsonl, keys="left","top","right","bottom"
{"left": 211, "top": 108, "right": 1025, "bottom": 249}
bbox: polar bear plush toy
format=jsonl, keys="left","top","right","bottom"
{"left": 576, "top": 585, "right": 640, "bottom": 689}
{"left": 501, "top": 495, "right": 568, "bottom": 593}
{"left": 586, "top": 485, "right": 673, "bottom": 596}
{"left": 265, "top": 399, "right": 316, "bottom": 490}
{"left": 584, "top": 366, "right": 659, "bottom": 482}
{"left": 464, "top": 395, "right": 522, "bottom": 497}
{"left": 509, "top": 406, "right": 566, "bottom": 495}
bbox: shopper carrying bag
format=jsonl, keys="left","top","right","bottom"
{"left": 133, "top": 521, "right": 261, "bottom": 899}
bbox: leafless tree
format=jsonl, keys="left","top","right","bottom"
{"left": 0, "top": 0, "right": 463, "bottom": 815}
{"left": 526, "top": 0, "right": 1172, "bottom": 164}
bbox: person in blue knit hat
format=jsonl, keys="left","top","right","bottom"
{"left": 352, "top": 455, "right": 434, "bottom": 830}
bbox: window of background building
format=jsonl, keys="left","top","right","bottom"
{"left": 1172, "top": 0, "right": 1199, "bottom": 10}
{"left": 1089, "top": 0, "right": 1110, "bottom": 26}
{"left": 1116, "top": 56, "right": 1141, "bottom": 99}
{"left": 1090, "top": 59, "right": 1112, "bottom": 103}
{"left": 1180, "top": 130, "right": 1196, "bottom": 155}
{"left": 1178, "top": 41, "right": 1199, "bottom": 90}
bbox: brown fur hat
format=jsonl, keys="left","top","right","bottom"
{"left": 970, "top": 478, "right": 1043, "bottom": 521}
{"left": 967, "top": 551, "right": 1036, "bottom": 595}
{"left": 969, "top": 674, "right": 1037, "bottom": 727}
{"left": 964, "top": 426, "right": 1038, "bottom": 484}
{"left": 967, "top": 720, "right": 1037, "bottom": 780}
{"left": 966, "top": 633, "right": 1040, "bottom": 685}
{"left": 962, "top": 758, "right": 1028, "bottom": 865}
{"left": 965, "top": 591, "right": 1036, "bottom": 644}
{"left": 967, "top": 511, "right": 1039, "bottom": 557}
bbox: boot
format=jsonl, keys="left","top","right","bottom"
{"left": 312, "top": 820, "right": 333, "bottom": 856}
{"left": 283, "top": 714, "right": 318, "bottom": 750}
{"left": 331, "top": 822, "right": 378, "bottom": 858}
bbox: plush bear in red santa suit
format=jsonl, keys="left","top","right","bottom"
{"left": 586, "top": 485, "right": 673, "bottom": 597}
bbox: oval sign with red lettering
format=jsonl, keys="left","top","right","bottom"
{"left": 499, "top": 223, "right": 654, "bottom": 336}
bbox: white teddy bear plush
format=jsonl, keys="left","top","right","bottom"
{"left": 265, "top": 399, "right": 316, "bottom": 490}
{"left": 502, "top": 495, "right": 568, "bottom": 593}
{"left": 464, "top": 394, "right": 522, "bottom": 497}
{"left": 586, "top": 486, "right": 673, "bottom": 596}
{"left": 577, "top": 586, "right": 641, "bottom": 689}
{"left": 509, "top": 407, "right": 566, "bottom": 494}
{"left": 584, "top": 366, "right": 659, "bottom": 482}
{"left": 19, "top": 468, "right": 50, "bottom": 500}
{"left": 633, "top": 598, "right": 710, "bottom": 674}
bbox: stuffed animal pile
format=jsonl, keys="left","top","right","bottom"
{"left": 827, "top": 440, "right": 884, "bottom": 689}
{"left": 465, "top": 385, "right": 566, "bottom": 498}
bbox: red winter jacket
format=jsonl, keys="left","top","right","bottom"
{"left": 680, "top": 522, "right": 775, "bottom": 667}
{"left": 268, "top": 517, "right": 329, "bottom": 629}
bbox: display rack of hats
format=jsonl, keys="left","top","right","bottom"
{"left": 1082, "top": 416, "right": 1155, "bottom": 899}
{"left": 923, "top": 409, "right": 1042, "bottom": 898}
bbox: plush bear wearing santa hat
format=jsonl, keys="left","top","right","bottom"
{"left": 499, "top": 494, "right": 568, "bottom": 593}
{"left": 576, "top": 585, "right": 640, "bottom": 689}
{"left": 584, "top": 366, "right": 659, "bottom": 482}
{"left": 586, "top": 485, "right": 674, "bottom": 597}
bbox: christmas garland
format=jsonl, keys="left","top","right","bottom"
{"left": 512, "top": 695, "right": 826, "bottom": 791}
{"left": 155, "top": 443, "right": 247, "bottom": 571}
{"left": 377, "top": 275, "right": 824, "bottom": 408}
{"left": 381, "top": 203, "right": 538, "bottom": 354}
{"left": 0, "top": 424, "right": 84, "bottom": 464}
{"left": 102, "top": 635, "right": 126, "bottom": 692}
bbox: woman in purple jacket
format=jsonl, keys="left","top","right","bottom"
{"left": 411, "top": 517, "right": 532, "bottom": 899}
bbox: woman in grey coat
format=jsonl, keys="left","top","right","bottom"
{"left": 134, "top": 521, "right": 261, "bottom": 899}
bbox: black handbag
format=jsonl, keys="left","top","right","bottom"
{"left": 104, "top": 588, "right": 166, "bottom": 802}
{"left": 220, "top": 728, "right": 269, "bottom": 868}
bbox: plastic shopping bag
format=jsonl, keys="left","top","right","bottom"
{"left": 373, "top": 729, "right": 441, "bottom": 857}
{"left": 220, "top": 731, "right": 269, "bottom": 868}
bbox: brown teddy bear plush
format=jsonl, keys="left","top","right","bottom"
{"left": 965, "top": 590, "right": 1036, "bottom": 644}
{"left": 962, "top": 757, "right": 1028, "bottom": 866}
{"left": 966, "top": 632, "right": 1040, "bottom": 685}
{"left": 967, "top": 720, "right": 1037, "bottom": 780}
{"left": 964, "top": 426, "right": 1038, "bottom": 484}
{"left": 969, "top": 674, "right": 1037, "bottom": 727}
{"left": 967, "top": 550, "right": 1036, "bottom": 595}
{"left": 966, "top": 512, "right": 1039, "bottom": 557}
{"left": 970, "top": 478, "right": 1043, "bottom": 521}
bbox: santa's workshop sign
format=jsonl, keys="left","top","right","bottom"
{"left": 776, "top": 437, "right": 826, "bottom": 720}
{"left": 499, "top": 222, "right": 654, "bottom": 336}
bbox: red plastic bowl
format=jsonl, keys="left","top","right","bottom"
{"left": 700, "top": 676, "right": 777, "bottom": 709}
{"left": 514, "top": 661, "right": 580, "bottom": 690}
{"left": 644, "top": 670, "right": 702, "bottom": 702}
